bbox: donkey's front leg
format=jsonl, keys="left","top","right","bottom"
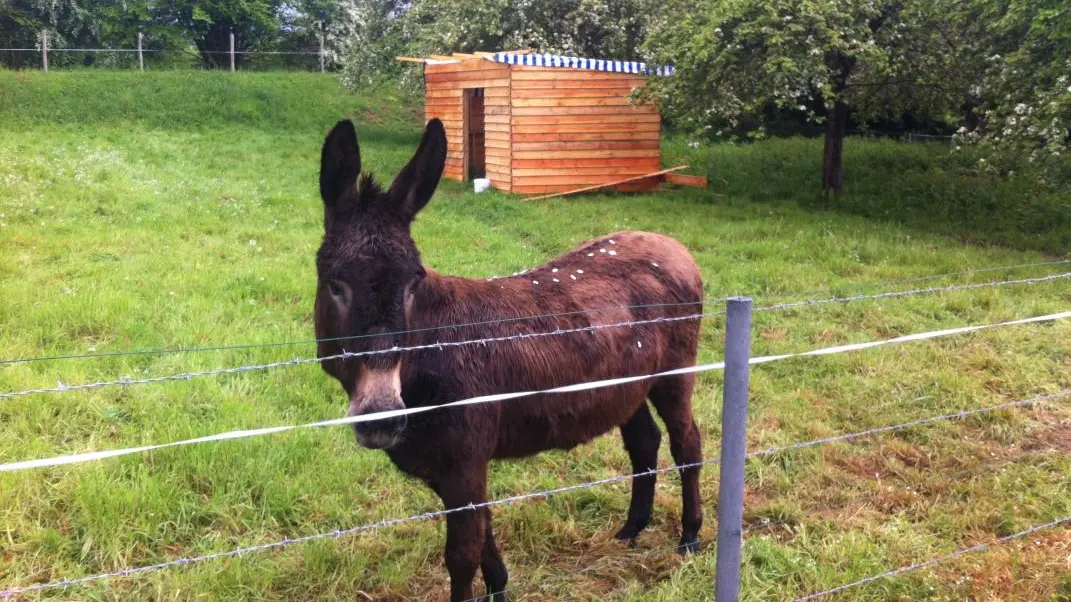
{"left": 437, "top": 468, "right": 490, "bottom": 602}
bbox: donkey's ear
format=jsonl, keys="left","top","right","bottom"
{"left": 320, "top": 120, "right": 362, "bottom": 212}
{"left": 387, "top": 118, "right": 447, "bottom": 223}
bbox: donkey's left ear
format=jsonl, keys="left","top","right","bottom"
{"left": 388, "top": 118, "right": 447, "bottom": 223}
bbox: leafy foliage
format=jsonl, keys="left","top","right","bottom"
{"left": 954, "top": 0, "right": 1071, "bottom": 170}
{"left": 0, "top": 0, "right": 99, "bottom": 67}
{"left": 642, "top": 0, "right": 970, "bottom": 140}
{"left": 340, "top": 0, "right": 655, "bottom": 91}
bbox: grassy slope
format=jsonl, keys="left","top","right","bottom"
{"left": 0, "top": 72, "right": 1068, "bottom": 601}
{"left": 663, "top": 137, "right": 1071, "bottom": 255}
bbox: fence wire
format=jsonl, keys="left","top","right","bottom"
{"left": 790, "top": 516, "right": 1071, "bottom": 601}
{"left": 481, "top": 445, "right": 1063, "bottom": 602}
{"left": 3, "top": 260, "right": 1067, "bottom": 367}
{"left": 3, "top": 314, "right": 1067, "bottom": 473}
{"left": 2, "top": 390, "right": 1064, "bottom": 597}
{"left": 3, "top": 273, "right": 1067, "bottom": 401}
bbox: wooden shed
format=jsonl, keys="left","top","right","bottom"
{"left": 404, "top": 51, "right": 675, "bottom": 196}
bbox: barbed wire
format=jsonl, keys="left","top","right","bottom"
{"left": 0, "top": 310, "right": 721, "bottom": 399}
{"left": 3, "top": 313, "right": 1067, "bottom": 472}
{"left": 745, "top": 390, "right": 1070, "bottom": 460}
{"left": 5, "top": 314, "right": 1068, "bottom": 472}
{"left": 3, "top": 273, "right": 1066, "bottom": 401}
{"left": 790, "top": 516, "right": 1071, "bottom": 601}
{"left": 482, "top": 444, "right": 1063, "bottom": 602}
{"left": 2, "top": 390, "right": 1063, "bottom": 598}
{"left": 0, "top": 300, "right": 726, "bottom": 367}
{"left": 3, "top": 259, "right": 1067, "bottom": 367}
{"left": 754, "top": 272, "right": 1070, "bottom": 314}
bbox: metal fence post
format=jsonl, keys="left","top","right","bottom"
{"left": 319, "top": 32, "right": 326, "bottom": 73}
{"left": 229, "top": 30, "right": 235, "bottom": 72}
{"left": 41, "top": 29, "right": 48, "bottom": 71}
{"left": 137, "top": 32, "right": 144, "bottom": 71}
{"left": 715, "top": 297, "right": 752, "bottom": 602}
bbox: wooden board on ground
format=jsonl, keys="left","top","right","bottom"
{"left": 524, "top": 166, "right": 688, "bottom": 201}
{"left": 665, "top": 173, "right": 708, "bottom": 188}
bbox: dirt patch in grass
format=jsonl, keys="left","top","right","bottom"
{"left": 935, "top": 530, "right": 1071, "bottom": 602}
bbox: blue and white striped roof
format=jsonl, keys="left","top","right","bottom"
{"left": 488, "top": 52, "right": 675, "bottom": 76}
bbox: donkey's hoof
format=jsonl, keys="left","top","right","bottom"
{"left": 613, "top": 522, "right": 646, "bottom": 544}
{"left": 677, "top": 535, "right": 701, "bottom": 555}
{"left": 486, "top": 589, "right": 508, "bottom": 602}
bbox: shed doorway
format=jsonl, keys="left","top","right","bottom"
{"left": 463, "top": 88, "right": 486, "bottom": 180}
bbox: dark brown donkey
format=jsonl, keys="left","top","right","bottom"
{"left": 313, "top": 118, "right": 705, "bottom": 601}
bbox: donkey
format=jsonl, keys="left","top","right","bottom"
{"left": 313, "top": 118, "right": 705, "bottom": 601}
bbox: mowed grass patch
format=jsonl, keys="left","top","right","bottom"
{"left": 1, "top": 72, "right": 1069, "bottom": 601}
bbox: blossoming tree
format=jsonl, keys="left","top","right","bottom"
{"left": 644, "top": 0, "right": 973, "bottom": 194}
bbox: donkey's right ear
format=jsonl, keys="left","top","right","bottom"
{"left": 320, "top": 120, "right": 362, "bottom": 212}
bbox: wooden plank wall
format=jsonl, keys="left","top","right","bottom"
{"left": 424, "top": 59, "right": 512, "bottom": 191}
{"left": 509, "top": 66, "right": 661, "bottom": 195}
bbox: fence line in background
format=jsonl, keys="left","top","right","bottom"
{"left": 2, "top": 273, "right": 1066, "bottom": 399}
{"left": 3, "top": 311, "right": 1067, "bottom": 473}
{"left": 4, "top": 30, "right": 326, "bottom": 74}
{"left": 3, "top": 260, "right": 1068, "bottom": 367}
{"left": 3, "top": 389, "right": 1064, "bottom": 598}
{"left": 790, "top": 516, "right": 1071, "bottom": 601}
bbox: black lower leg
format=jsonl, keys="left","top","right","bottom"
{"left": 480, "top": 510, "right": 508, "bottom": 601}
{"left": 615, "top": 404, "right": 662, "bottom": 543}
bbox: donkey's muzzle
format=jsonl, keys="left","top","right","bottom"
{"left": 351, "top": 409, "right": 407, "bottom": 450}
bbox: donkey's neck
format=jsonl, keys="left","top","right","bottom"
{"left": 404, "top": 268, "right": 530, "bottom": 341}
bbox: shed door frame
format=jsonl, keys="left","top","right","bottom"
{"left": 462, "top": 87, "right": 485, "bottom": 181}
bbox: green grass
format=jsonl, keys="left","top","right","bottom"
{"left": 664, "top": 137, "right": 1071, "bottom": 255}
{"left": 1, "top": 71, "right": 1069, "bottom": 601}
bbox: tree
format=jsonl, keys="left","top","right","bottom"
{"left": 0, "top": 0, "right": 99, "bottom": 68}
{"left": 152, "top": 0, "right": 284, "bottom": 68}
{"left": 955, "top": 0, "right": 1071, "bottom": 168}
{"left": 398, "top": 0, "right": 653, "bottom": 59}
{"left": 329, "top": 0, "right": 409, "bottom": 87}
{"left": 339, "top": 0, "right": 656, "bottom": 90}
{"left": 644, "top": 0, "right": 973, "bottom": 194}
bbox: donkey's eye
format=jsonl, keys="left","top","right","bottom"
{"left": 327, "top": 280, "right": 346, "bottom": 299}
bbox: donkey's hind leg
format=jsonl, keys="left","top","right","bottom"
{"left": 648, "top": 374, "right": 703, "bottom": 553}
{"left": 615, "top": 402, "right": 662, "bottom": 544}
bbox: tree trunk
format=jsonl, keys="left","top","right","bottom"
{"left": 821, "top": 99, "right": 848, "bottom": 195}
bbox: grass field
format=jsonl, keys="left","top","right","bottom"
{"left": 1, "top": 71, "right": 1069, "bottom": 601}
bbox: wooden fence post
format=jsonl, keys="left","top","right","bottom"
{"left": 137, "top": 32, "right": 144, "bottom": 71}
{"left": 41, "top": 29, "right": 48, "bottom": 71}
{"left": 229, "top": 30, "right": 235, "bottom": 72}
{"left": 320, "top": 32, "right": 326, "bottom": 73}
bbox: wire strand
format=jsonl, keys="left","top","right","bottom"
{"left": 3, "top": 272, "right": 1066, "bottom": 399}
{"left": 483, "top": 443, "right": 1064, "bottom": 602}
{"left": 2, "top": 317, "right": 1067, "bottom": 472}
{"left": 2, "top": 390, "right": 1063, "bottom": 598}
{"left": 790, "top": 516, "right": 1071, "bottom": 601}
{"left": 3, "top": 260, "right": 1066, "bottom": 366}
